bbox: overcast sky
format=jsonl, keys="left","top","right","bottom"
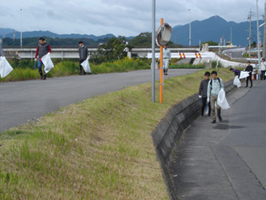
{"left": 0, "top": 0, "right": 265, "bottom": 36}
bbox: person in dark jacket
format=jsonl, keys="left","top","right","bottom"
{"left": 230, "top": 68, "right": 240, "bottom": 77}
{"left": 78, "top": 41, "right": 89, "bottom": 75}
{"left": 245, "top": 61, "right": 253, "bottom": 88}
{"left": 199, "top": 71, "right": 211, "bottom": 117}
{"left": 34, "top": 37, "right": 52, "bottom": 80}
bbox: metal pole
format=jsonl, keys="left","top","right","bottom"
{"left": 152, "top": 0, "right": 156, "bottom": 103}
{"left": 230, "top": 27, "right": 232, "bottom": 44}
{"left": 160, "top": 18, "right": 163, "bottom": 103}
{"left": 249, "top": 10, "right": 252, "bottom": 58}
{"left": 188, "top": 9, "right": 191, "bottom": 46}
{"left": 20, "top": 9, "right": 22, "bottom": 49}
{"left": 256, "top": 0, "right": 261, "bottom": 69}
{"left": 263, "top": 1, "right": 266, "bottom": 58}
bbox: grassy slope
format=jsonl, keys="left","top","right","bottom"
{"left": 1, "top": 58, "right": 150, "bottom": 82}
{"left": 0, "top": 68, "right": 232, "bottom": 199}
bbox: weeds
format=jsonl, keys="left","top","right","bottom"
{"left": 0, "top": 68, "right": 232, "bottom": 199}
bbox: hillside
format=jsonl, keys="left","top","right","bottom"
{"left": 171, "top": 15, "right": 264, "bottom": 47}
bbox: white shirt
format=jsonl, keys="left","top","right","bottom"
{"left": 260, "top": 62, "right": 266, "bottom": 71}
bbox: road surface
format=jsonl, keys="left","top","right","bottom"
{"left": 169, "top": 80, "right": 266, "bottom": 200}
{"left": 0, "top": 69, "right": 200, "bottom": 133}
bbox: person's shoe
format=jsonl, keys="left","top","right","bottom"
{"left": 165, "top": 73, "right": 168, "bottom": 75}
{"left": 219, "top": 117, "right": 222, "bottom": 122}
{"left": 43, "top": 74, "right": 47, "bottom": 80}
{"left": 245, "top": 86, "right": 248, "bottom": 88}
{"left": 250, "top": 86, "right": 252, "bottom": 88}
{"left": 211, "top": 120, "right": 216, "bottom": 123}
{"left": 40, "top": 76, "right": 43, "bottom": 80}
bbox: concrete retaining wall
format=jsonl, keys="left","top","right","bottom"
{"left": 151, "top": 80, "right": 234, "bottom": 200}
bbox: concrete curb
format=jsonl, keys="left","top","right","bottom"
{"left": 151, "top": 79, "right": 234, "bottom": 200}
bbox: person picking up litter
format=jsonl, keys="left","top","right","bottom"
{"left": 34, "top": 37, "right": 52, "bottom": 80}
{"left": 207, "top": 71, "right": 224, "bottom": 124}
{"left": 230, "top": 68, "right": 240, "bottom": 77}
{"left": 199, "top": 71, "right": 211, "bottom": 117}
{"left": 245, "top": 61, "right": 253, "bottom": 88}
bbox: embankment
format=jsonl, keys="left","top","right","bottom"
{"left": 152, "top": 80, "right": 234, "bottom": 200}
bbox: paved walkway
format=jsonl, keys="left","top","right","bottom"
{"left": 0, "top": 69, "right": 200, "bottom": 133}
{"left": 169, "top": 80, "right": 266, "bottom": 200}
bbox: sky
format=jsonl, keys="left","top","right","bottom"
{"left": 0, "top": 0, "right": 265, "bottom": 37}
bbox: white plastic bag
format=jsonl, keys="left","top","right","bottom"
{"left": 239, "top": 71, "right": 250, "bottom": 79}
{"left": 81, "top": 57, "right": 91, "bottom": 73}
{"left": 0, "top": 56, "right": 13, "bottom": 78}
{"left": 233, "top": 76, "right": 241, "bottom": 88}
{"left": 217, "top": 89, "right": 230, "bottom": 110}
{"left": 41, "top": 53, "right": 54, "bottom": 73}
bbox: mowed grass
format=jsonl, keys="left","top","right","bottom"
{"left": 1, "top": 58, "right": 150, "bottom": 82}
{"left": 0, "top": 68, "right": 232, "bottom": 200}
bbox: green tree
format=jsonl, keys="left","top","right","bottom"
{"left": 97, "top": 36, "right": 128, "bottom": 62}
{"left": 129, "top": 32, "right": 152, "bottom": 47}
{"left": 201, "top": 41, "right": 218, "bottom": 46}
{"left": 251, "top": 41, "right": 257, "bottom": 48}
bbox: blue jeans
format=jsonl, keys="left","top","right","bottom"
{"left": 38, "top": 59, "right": 44, "bottom": 72}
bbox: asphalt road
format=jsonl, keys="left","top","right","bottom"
{"left": 170, "top": 80, "right": 266, "bottom": 200}
{"left": 0, "top": 69, "right": 200, "bottom": 133}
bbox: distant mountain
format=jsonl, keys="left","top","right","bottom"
{"left": 1, "top": 15, "right": 263, "bottom": 47}
{"left": 171, "top": 15, "right": 264, "bottom": 47}
{"left": 2, "top": 30, "right": 116, "bottom": 41}
{"left": 0, "top": 28, "right": 16, "bottom": 36}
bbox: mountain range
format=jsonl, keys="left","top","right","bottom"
{"left": 0, "top": 15, "right": 264, "bottom": 47}
{"left": 171, "top": 15, "right": 264, "bottom": 47}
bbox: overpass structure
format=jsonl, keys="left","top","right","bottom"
{"left": 2, "top": 47, "right": 200, "bottom": 59}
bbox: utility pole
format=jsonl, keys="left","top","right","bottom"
{"left": 248, "top": 9, "right": 252, "bottom": 58}
{"left": 256, "top": 0, "right": 261, "bottom": 68}
{"left": 151, "top": 0, "right": 155, "bottom": 103}
{"left": 230, "top": 27, "right": 233, "bottom": 44}
{"left": 263, "top": 1, "right": 266, "bottom": 58}
{"left": 188, "top": 9, "right": 191, "bottom": 46}
{"left": 20, "top": 9, "right": 22, "bottom": 49}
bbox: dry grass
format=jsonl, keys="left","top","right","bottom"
{"left": 0, "top": 68, "right": 232, "bottom": 200}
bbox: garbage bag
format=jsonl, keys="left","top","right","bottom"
{"left": 41, "top": 53, "right": 54, "bottom": 73}
{"left": 81, "top": 57, "right": 91, "bottom": 73}
{"left": 217, "top": 89, "right": 230, "bottom": 110}
{"left": 0, "top": 56, "right": 13, "bottom": 78}
{"left": 239, "top": 71, "right": 250, "bottom": 79}
{"left": 233, "top": 76, "right": 241, "bottom": 88}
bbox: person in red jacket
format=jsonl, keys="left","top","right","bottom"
{"left": 34, "top": 37, "right": 51, "bottom": 80}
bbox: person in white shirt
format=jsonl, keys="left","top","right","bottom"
{"left": 260, "top": 58, "right": 266, "bottom": 80}
{"left": 159, "top": 44, "right": 171, "bottom": 75}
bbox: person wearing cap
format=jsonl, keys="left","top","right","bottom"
{"left": 78, "top": 41, "right": 89, "bottom": 75}
{"left": 35, "top": 37, "right": 52, "bottom": 80}
{"left": 199, "top": 71, "right": 211, "bottom": 117}
{"left": 245, "top": 61, "right": 253, "bottom": 88}
{"left": 259, "top": 58, "right": 266, "bottom": 80}
{"left": 230, "top": 68, "right": 240, "bottom": 77}
{"left": 207, "top": 71, "right": 224, "bottom": 123}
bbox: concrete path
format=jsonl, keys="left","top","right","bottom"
{"left": 0, "top": 69, "right": 200, "bottom": 133}
{"left": 169, "top": 80, "right": 266, "bottom": 199}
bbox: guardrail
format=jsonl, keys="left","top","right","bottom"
{"left": 2, "top": 47, "right": 201, "bottom": 59}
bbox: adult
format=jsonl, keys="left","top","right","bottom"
{"left": 260, "top": 58, "right": 266, "bottom": 80}
{"left": 35, "top": 37, "right": 52, "bottom": 80}
{"left": 230, "top": 67, "right": 240, "bottom": 77}
{"left": 78, "top": 41, "right": 89, "bottom": 75}
{"left": 199, "top": 71, "right": 211, "bottom": 117}
{"left": 162, "top": 43, "right": 171, "bottom": 75}
{"left": 245, "top": 61, "right": 253, "bottom": 88}
{"left": 207, "top": 71, "right": 224, "bottom": 124}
